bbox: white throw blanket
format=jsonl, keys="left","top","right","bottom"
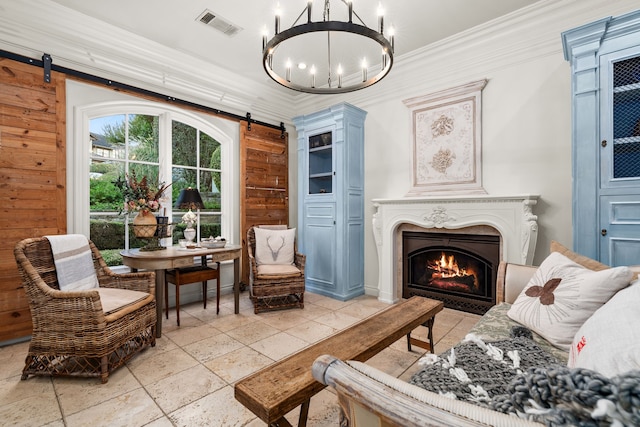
{"left": 46, "top": 234, "right": 99, "bottom": 291}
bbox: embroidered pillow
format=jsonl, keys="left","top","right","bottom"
{"left": 507, "top": 252, "right": 633, "bottom": 350}
{"left": 254, "top": 227, "right": 296, "bottom": 266}
{"left": 568, "top": 280, "right": 640, "bottom": 377}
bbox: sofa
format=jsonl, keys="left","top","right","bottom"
{"left": 312, "top": 243, "right": 640, "bottom": 426}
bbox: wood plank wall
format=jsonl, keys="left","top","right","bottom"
{"left": 0, "top": 58, "right": 66, "bottom": 342}
{"left": 240, "top": 122, "right": 289, "bottom": 286}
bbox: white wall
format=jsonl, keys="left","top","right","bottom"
{"left": 290, "top": 0, "right": 640, "bottom": 296}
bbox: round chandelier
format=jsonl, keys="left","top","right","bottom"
{"left": 262, "top": 0, "right": 395, "bottom": 94}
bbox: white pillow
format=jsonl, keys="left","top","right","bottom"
{"left": 568, "top": 280, "right": 640, "bottom": 377}
{"left": 254, "top": 227, "right": 296, "bottom": 266}
{"left": 507, "top": 252, "right": 633, "bottom": 350}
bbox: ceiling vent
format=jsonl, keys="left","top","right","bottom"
{"left": 196, "top": 9, "right": 242, "bottom": 37}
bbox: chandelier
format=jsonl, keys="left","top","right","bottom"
{"left": 262, "top": 0, "right": 395, "bottom": 94}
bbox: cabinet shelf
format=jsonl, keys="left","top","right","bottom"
{"left": 309, "top": 145, "right": 332, "bottom": 153}
{"left": 614, "top": 136, "right": 640, "bottom": 145}
{"left": 310, "top": 172, "right": 333, "bottom": 179}
{"left": 613, "top": 82, "right": 640, "bottom": 93}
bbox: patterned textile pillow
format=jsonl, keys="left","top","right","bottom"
{"left": 507, "top": 252, "right": 633, "bottom": 351}
{"left": 254, "top": 227, "right": 296, "bottom": 266}
{"left": 568, "top": 280, "right": 640, "bottom": 377}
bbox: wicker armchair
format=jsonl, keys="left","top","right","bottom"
{"left": 14, "top": 237, "right": 157, "bottom": 383}
{"left": 247, "top": 226, "right": 305, "bottom": 314}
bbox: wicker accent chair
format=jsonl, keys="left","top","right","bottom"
{"left": 14, "top": 237, "right": 157, "bottom": 383}
{"left": 247, "top": 226, "right": 306, "bottom": 314}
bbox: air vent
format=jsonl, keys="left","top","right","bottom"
{"left": 196, "top": 9, "right": 242, "bottom": 37}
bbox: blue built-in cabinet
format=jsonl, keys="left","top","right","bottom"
{"left": 293, "top": 103, "right": 366, "bottom": 300}
{"left": 562, "top": 10, "right": 640, "bottom": 266}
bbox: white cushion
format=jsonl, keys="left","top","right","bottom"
{"left": 507, "top": 252, "right": 633, "bottom": 350}
{"left": 254, "top": 227, "right": 296, "bottom": 266}
{"left": 568, "top": 280, "right": 640, "bottom": 377}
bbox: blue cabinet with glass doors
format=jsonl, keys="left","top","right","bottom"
{"left": 562, "top": 10, "right": 640, "bottom": 266}
{"left": 293, "top": 103, "right": 366, "bottom": 300}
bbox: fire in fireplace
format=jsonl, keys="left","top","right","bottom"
{"left": 403, "top": 231, "right": 500, "bottom": 314}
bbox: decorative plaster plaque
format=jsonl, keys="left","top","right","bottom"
{"left": 404, "top": 79, "right": 488, "bottom": 195}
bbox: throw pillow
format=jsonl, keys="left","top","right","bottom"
{"left": 254, "top": 227, "right": 296, "bottom": 266}
{"left": 507, "top": 251, "right": 633, "bottom": 350}
{"left": 568, "top": 280, "right": 640, "bottom": 377}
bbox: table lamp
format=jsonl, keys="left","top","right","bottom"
{"left": 174, "top": 187, "right": 204, "bottom": 244}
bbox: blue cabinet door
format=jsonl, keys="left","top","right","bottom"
{"left": 303, "top": 204, "right": 337, "bottom": 295}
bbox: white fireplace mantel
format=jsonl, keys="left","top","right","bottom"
{"left": 372, "top": 195, "right": 539, "bottom": 303}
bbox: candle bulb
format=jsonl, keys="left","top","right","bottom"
{"left": 307, "top": 0, "right": 312, "bottom": 23}
{"left": 361, "top": 58, "right": 367, "bottom": 82}
{"left": 310, "top": 65, "right": 316, "bottom": 88}
{"left": 337, "top": 64, "right": 343, "bottom": 88}
{"left": 348, "top": 0, "right": 353, "bottom": 23}
{"left": 388, "top": 26, "right": 395, "bottom": 51}
{"left": 286, "top": 59, "right": 292, "bottom": 82}
{"left": 377, "top": 3, "right": 384, "bottom": 34}
{"left": 262, "top": 26, "right": 268, "bottom": 51}
{"left": 275, "top": 5, "right": 281, "bottom": 34}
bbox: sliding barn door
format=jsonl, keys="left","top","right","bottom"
{"left": 0, "top": 58, "right": 67, "bottom": 342}
{"left": 239, "top": 122, "right": 289, "bottom": 286}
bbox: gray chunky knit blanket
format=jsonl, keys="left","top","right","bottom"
{"left": 409, "top": 329, "right": 640, "bottom": 426}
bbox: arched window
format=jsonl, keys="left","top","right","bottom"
{"left": 69, "top": 99, "right": 235, "bottom": 265}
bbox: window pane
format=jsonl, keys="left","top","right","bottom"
{"left": 172, "top": 121, "right": 197, "bottom": 167}
{"left": 200, "top": 170, "right": 221, "bottom": 213}
{"left": 200, "top": 132, "right": 220, "bottom": 168}
{"left": 90, "top": 114, "right": 126, "bottom": 160}
{"left": 172, "top": 166, "right": 196, "bottom": 195}
{"left": 128, "top": 115, "right": 159, "bottom": 162}
{"left": 201, "top": 214, "right": 222, "bottom": 239}
{"left": 129, "top": 164, "right": 160, "bottom": 185}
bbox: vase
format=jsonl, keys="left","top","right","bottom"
{"left": 132, "top": 211, "right": 157, "bottom": 238}
{"left": 183, "top": 227, "right": 196, "bottom": 244}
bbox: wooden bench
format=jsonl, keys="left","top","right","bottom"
{"left": 234, "top": 296, "right": 444, "bottom": 427}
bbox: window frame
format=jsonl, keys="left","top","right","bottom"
{"left": 70, "top": 100, "right": 235, "bottom": 250}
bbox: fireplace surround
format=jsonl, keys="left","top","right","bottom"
{"left": 372, "top": 195, "right": 539, "bottom": 304}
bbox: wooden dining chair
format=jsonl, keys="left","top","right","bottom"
{"left": 165, "top": 259, "right": 220, "bottom": 326}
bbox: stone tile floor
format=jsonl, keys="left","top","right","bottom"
{"left": 0, "top": 291, "right": 480, "bottom": 427}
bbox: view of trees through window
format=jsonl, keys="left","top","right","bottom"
{"left": 89, "top": 114, "right": 222, "bottom": 266}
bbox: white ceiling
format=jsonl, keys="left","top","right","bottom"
{"left": 49, "top": 0, "right": 542, "bottom": 95}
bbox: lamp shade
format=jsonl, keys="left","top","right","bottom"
{"left": 174, "top": 187, "right": 204, "bottom": 210}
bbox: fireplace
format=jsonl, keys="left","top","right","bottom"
{"left": 403, "top": 231, "right": 500, "bottom": 314}
{"left": 371, "top": 195, "right": 539, "bottom": 304}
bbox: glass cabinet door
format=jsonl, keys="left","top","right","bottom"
{"left": 308, "top": 131, "right": 333, "bottom": 194}
{"left": 603, "top": 51, "right": 640, "bottom": 187}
